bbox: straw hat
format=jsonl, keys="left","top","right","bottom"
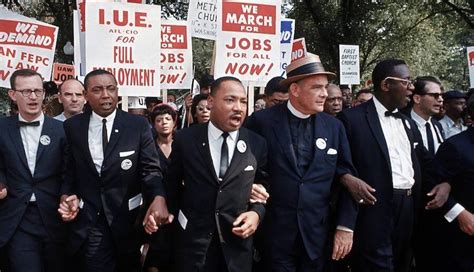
{"left": 280, "top": 53, "right": 336, "bottom": 87}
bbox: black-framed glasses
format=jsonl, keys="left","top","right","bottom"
{"left": 384, "top": 77, "right": 414, "bottom": 88}
{"left": 14, "top": 88, "right": 45, "bottom": 97}
{"left": 422, "top": 93, "right": 443, "bottom": 100}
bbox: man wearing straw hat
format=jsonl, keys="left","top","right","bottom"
{"left": 246, "top": 53, "right": 362, "bottom": 271}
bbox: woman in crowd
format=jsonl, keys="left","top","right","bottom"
{"left": 190, "top": 94, "right": 210, "bottom": 124}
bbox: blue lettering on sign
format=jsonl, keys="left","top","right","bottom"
{"left": 280, "top": 20, "right": 294, "bottom": 44}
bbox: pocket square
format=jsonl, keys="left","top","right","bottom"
{"left": 327, "top": 148, "right": 338, "bottom": 155}
{"left": 244, "top": 165, "right": 254, "bottom": 171}
{"left": 119, "top": 150, "right": 135, "bottom": 157}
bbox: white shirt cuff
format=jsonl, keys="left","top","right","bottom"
{"left": 444, "top": 203, "right": 465, "bottom": 222}
{"left": 336, "top": 225, "right": 353, "bottom": 233}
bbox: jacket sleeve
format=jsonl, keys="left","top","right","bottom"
{"left": 248, "top": 137, "right": 268, "bottom": 220}
{"left": 60, "top": 121, "right": 75, "bottom": 196}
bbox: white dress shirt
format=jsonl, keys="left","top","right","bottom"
{"left": 208, "top": 121, "right": 238, "bottom": 178}
{"left": 410, "top": 110, "right": 443, "bottom": 154}
{"left": 88, "top": 110, "right": 116, "bottom": 174}
{"left": 439, "top": 115, "right": 467, "bottom": 139}
{"left": 53, "top": 112, "right": 66, "bottom": 122}
{"left": 373, "top": 97, "right": 414, "bottom": 189}
{"left": 19, "top": 113, "right": 45, "bottom": 202}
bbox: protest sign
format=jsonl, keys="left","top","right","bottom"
{"left": 280, "top": 18, "right": 294, "bottom": 77}
{"left": 468, "top": 46, "right": 474, "bottom": 88}
{"left": 52, "top": 63, "right": 75, "bottom": 84}
{"left": 214, "top": 0, "right": 281, "bottom": 84}
{"left": 291, "top": 37, "right": 306, "bottom": 62}
{"left": 160, "top": 20, "right": 193, "bottom": 89}
{"left": 339, "top": 44, "right": 360, "bottom": 85}
{"left": 0, "top": 9, "right": 58, "bottom": 88}
{"left": 85, "top": 2, "right": 161, "bottom": 96}
{"left": 188, "top": 0, "right": 218, "bottom": 40}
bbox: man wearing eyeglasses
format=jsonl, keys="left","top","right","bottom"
{"left": 0, "top": 69, "right": 67, "bottom": 272}
{"left": 57, "top": 69, "right": 171, "bottom": 272}
{"left": 338, "top": 59, "right": 447, "bottom": 272}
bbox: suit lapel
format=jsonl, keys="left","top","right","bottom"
{"left": 221, "top": 128, "right": 249, "bottom": 184}
{"left": 366, "top": 100, "right": 391, "bottom": 166}
{"left": 272, "top": 105, "right": 301, "bottom": 177}
{"left": 104, "top": 110, "right": 123, "bottom": 161}
{"left": 79, "top": 111, "right": 99, "bottom": 174}
{"left": 196, "top": 123, "right": 220, "bottom": 184}
{"left": 302, "top": 114, "right": 328, "bottom": 179}
{"left": 7, "top": 116, "right": 29, "bottom": 172}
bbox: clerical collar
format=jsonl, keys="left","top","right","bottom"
{"left": 287, "top": 100, "right": 310, "bottom": 119}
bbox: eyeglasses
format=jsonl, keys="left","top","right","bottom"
{"left": 384, "top": 77, "right": 414, "bottom": 87}
{"left": 14, "top": 88, "right": 45, "bottom": 97}
{"left": 422, "top": 93, "right": 443, "bottom": 100}
{"left": 196, "top": 106, "right": 211, "bottom": 111}
{"left": 254, "top": 104, "right": 265, "bottom": 110}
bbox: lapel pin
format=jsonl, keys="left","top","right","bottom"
{"left": 315, "top": 138, "right": 326, "bottom": 150}
{"left": 202, "top": 142, "right": 206, "bottom": 146}
{"left": 115, "top": 129, "right": 119, "bottom": 133}
{"left": 237, "top": 140, "right": 247, "bottom": 153}
{"left": 121, "top": 159, "right": 132, "bottom": 170}
{"left": 40, "top": 135, "right": 51, "bottom": 146}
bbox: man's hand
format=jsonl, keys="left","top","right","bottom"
{"left": 425, "top": 182, "right": 451, "bottom": 210}
{"left": 250, "top": 184, "right": 269, "bottom": 204}
{"left": 457, "top": 210, "right": 474, "bottom": 236}
{"left": 332, "top": 230, "right": 353, "bottom": 260}
{"left": 58, "top": 194, "right": 79, "bottom": 222}
{"left": 340, "top": 174, "right": 376, "bottom": 205}
{"left": 232, "top": 211, "right": 260, "bottom": 238}
{"left": 143, "top": 196, "right": 174, "bottom": 235}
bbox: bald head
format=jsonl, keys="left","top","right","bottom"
{"left": 58, "top": 79, "right": 86, "bottom": 118}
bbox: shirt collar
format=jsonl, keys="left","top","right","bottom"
{"left": 373, "top": 96, "right": 398, "bottom": 119}
{"left": 442, "top": 115, "right": 464, "bottom": 128}
{"left": 18, "top": 112, "right": 44, "bottom": 124}
{"left": 410, "top": 109, "right": 430, "bottom": 126}
{"left": 208, "top": 121, "right": 238, "bottom": 141}
{"left": 287, "top": 100, "right": 310, "bottom": 119}
{"left": 91, "top": 109, "right": 116, "bottom": 124}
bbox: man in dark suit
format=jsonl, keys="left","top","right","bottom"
{"left": 428, "top": 97, "right": 474, "bottom": 271}
{"left": 246, "top": 53, "right": 359, "bottom": 272}
{"left": 165, "top": 76, "right": 267, "bottom": 272}
{"left": 58, "top": 69, "right": 171, "bottom": 272}
{"left": 0, "top": 69, "right": 67, "bottom": 272}
{"left": 338, "top": 59, "right": 448, "bottom": 272}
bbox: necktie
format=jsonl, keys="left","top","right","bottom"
{"left": 425, "top": 122, "right": 435, "bottom": 156}
{"left": 219, "top": 132, "right": 229, "bottom": 179}
{"left": 384, "top": 111, "right": 403, "bottom": 119}
{"left": 102, "top": 119, "right": 108, "bottom": 154}
{"left": 18, "top": 121, "right": 40, "bottom": 127}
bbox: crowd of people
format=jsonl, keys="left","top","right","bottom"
{"left": 0, "top": 52, "right": 473, "bottom": 272}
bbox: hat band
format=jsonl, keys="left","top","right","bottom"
{"left": 287, "top": 62, "right": 327, "bottom": 78}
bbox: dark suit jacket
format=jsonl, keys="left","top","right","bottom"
{"left": 245, "top": 103, "right": 357, "bottom": 261}
{"left": 339, "top": 99, "right": 424, "bottom": 250}
{"left": 61, "top": 109, "right": 164, "bottom": 255}
{"left": 428, "top": 127, "right": 474, "bottom": 269}
{"left": 0, "top": 115, "right": 67, "bottom": 247}
{"left": 166, "top": 123, "right": 267, "bottom": 272}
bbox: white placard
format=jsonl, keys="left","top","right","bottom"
{"left": 188, "top": 0, "right": 218, "bottom": 40}
{"left": 160, "top": 20, "right": 193, "bottom": 90}
{"left": 85, "top": 2, "right": 161, "bottom": 97}
{"left": 214, "top": 0, "right": 281, "bottom": 83}
{"left": 467, "top": 46, "right": 474, "bottom": 88}
{"left": 339, "top": 44, "right": 360, "bottom": 85}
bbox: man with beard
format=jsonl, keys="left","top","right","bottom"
{"left": 165, "top": 76, "right": 267, "bottom": 272}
